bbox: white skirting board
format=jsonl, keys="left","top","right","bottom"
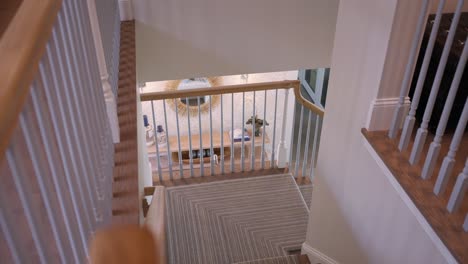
{"left": 301, "top": 242, "right": 339, "bottom": 264}
{"left": 366, "top": 97, "right": 410, "bottom": 131}
{"left": 119, "top": 0, "right": 134, "bottom": 21}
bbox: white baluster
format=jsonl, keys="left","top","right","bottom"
{"left": 163, "top": 100, "right": 173, "bottom": 180}
{"left": 209, "top": 95, "right": 214, "bottom": 176}
{"left": 277, "top": 89, "right": 290, "bottom": 168}
{"left": 230, "top": 93, "right": 235, "bottom": 173}
{"left": 174, "top": 99, "right": 184, "bottom": 178}
{"left": 151, "top": 101, "right": 163, "bottom": 182}
{"left": 302, "top": 110, "right": 313, "bottom": 177}
{"left": 447, "top": 158, "right": 468, "bottom": 213}
{"left": 422, "top": 36, "right": 468, "bottom": 179}
{"left": 220, "top": 95, "right": 225, "bottom": 174}
{"left": 389, "top": 0, "right": 431, "bottom": 138}
{"left": 410, "top": 0, "right": 464, "bottom": 164}
{"left": 241, "top": 92, "right": 246, "bottom": 172}
{"left": 271, "top": 89, "right": 279, "bottom": 169}
{"left": 434, "top": 98, "right": 468, "bottom": 195}
{"left": 309, "top": 115, "right": 321, "bottom": 180}
{"left": 187, "top": 98, "right": 194, "bottom": 177}
{"left": 261, "top": 90, "right": 267, "bottom": 169}
{"left": 251, "top": 91, "right": 256, "bottom": 171}
{"left": 87, "top": 0, "right": 120, "bottom": 143}
{"left": 399, "top": 0, "right": 446, "bottom": 150}
{"left": 198, "top": 97, "right": 204, "bottom": 176}
{"left": 294, "top": 105, "right": 305, "bottom": 178}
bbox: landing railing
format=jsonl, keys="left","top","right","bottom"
{"left": 387, "top": 0, "right": 467, "bottom": 232}
{"left": 140, "top": 80, "right": 324, "bottom": 183}
{"left": 0, "top": 0, "right": 120, "bottom": 262}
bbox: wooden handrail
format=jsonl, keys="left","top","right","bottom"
{"left": 0, "top": 0, "right": 61, "bottom": 160}
{"left": 140, "top": 79, "right": 325, "bottom": 117}
{"left": 292, "top": 82, "right": 325, "bottom": 117}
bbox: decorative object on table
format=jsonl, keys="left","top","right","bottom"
{"left": 143, "top": 115, "right": 155, "bottom": 146}
{"left": 165, "top": 77, "right": 223, "bottom": 116}
{"left": 246, "top": 115, "right": 269, "bottom": 136}
{"left": 229, "top": 128, "right": 250, "bottom": 142}
{"left": 156, "top": 125, "right": 167, "bottom": 146}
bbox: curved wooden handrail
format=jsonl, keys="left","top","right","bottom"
{"left": 292, "top": 82, "right": 325, "bottom": 117}
{"left": 140, "top": 79, "right": 324, "bottom": 117}
{"left": 0, "top": 0, "right": 61, "bottom": 160}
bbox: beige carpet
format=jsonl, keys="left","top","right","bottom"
{"left": 165, "top": 174, "right": 309, "bottom": 264}
{"left": 234, "top": 255, "right": 301, "bottom": 264}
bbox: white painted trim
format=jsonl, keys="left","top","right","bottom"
{"left": 365, "top": 97, "right": 411, "bottom": 131}
{"left": 119, "top": 0, "right": 134, "bottom": 21}
{"left": 87, "top": 0, "right": 120, "bottom": 143}
{"left": 301, "top": 242, "right": 339, "bottom": 264}
{"left": 362, "top": 136, "right": 458, "bottom": 264}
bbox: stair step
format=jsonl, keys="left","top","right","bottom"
{"left": 164, "top": 174, "right": 309, "bottom": 264}
{"left": 233, "top": 255, "right": 311, "bottom": 264}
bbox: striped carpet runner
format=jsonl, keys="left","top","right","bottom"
{"left": 165, "top": 174, "right": 310, "bottom": 264}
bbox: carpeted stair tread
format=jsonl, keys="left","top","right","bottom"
{"left": 165, "top": 174, "right": 309, "bottom": 264}
{"left": 233, "top": 255, "right": 301, "bottom": 264}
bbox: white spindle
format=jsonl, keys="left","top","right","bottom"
{"left": 251, "top": 91, "right": 256, "bottom": 171}
{"left": 20, "top": 109, "right": 68, "bottom": 262}
{"left": 174, "top": 99, "right": 184, "bottom": 178}
{"left": 86, "top": 0, "right": 120, "bottom": 143}
{"left": 447, "top": 158, "right": 468, "bottom": 213}
{"left": 53, "top": 19, "right": 96, "bottom": 236}
{"left": 231, "top": 93, "right": 235, "bottom": 173}
{"left": 294, "top": 105, "right": 305, "bottom": 178}
{"left": 31, "top": 84, "right": 82, "bottom": 261}
{"left": 209, "top": 95, "right": 214, "bottom": 176}
{"left": 277, "top": 89, "right": 290, "bottom": 168}
{"left": 198, "top": 97, "right": 204, "bottom": 176}
{"left": 421, "top": 36, "right": 468, "bottom": 179}
{"left": 309, "top": 115, "right": 321, "bottom": 180}
{"left": 6, "top": 150, "right": 49, "bottom": 264}
{"left": 42, "top": 36, "right": 89, "bottom": 253}
{"left": 289, "top": 100, "right": 297, "bottom": 172}
{"left": 261, "top": 90, "right": 267, "bottom": 169}
{"left": 434, "top": 98, "right": 468, "bottom": 195}
{"left": 271, "top": 89, "right": 278, "bottom": 169}
{"left": 302, "top": 110, "right": 313, "bottom": 177}
{"left": 399, "top": 0, "right": 446, "bottom": 150}
{"left": 0, "top": 208, "right": 23, "bottom": 263}
{"left": 389, "top": 0, "right": 431, "bottom": 138}
{"left": 151, "top": 101, "right": 163, "bottom": 181}
{"left": 163, "top": 99, "right": 173, "bottom": 180}
{"left": 410, "top": 0, "right": 464, "bottom": 165}
{"left": 242, "top": 92, "right": 246, "bottom": 172}
{"left": 67, "top": 2, "right": 105, "bottom": 220}
{"left": 187, "top": 98, "right": 194, "bottom": 177}
{"left": 220, "top": 95, "right": 225, "bottom": 174}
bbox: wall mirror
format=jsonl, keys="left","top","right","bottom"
{"left": 166, "top": 77, "right": 222, "bottom": 116}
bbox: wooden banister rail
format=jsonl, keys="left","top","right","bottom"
{"left": 0, "top": 0, "right": 61, "bottom": 160}
{"left": 140, "top": 80, "right": 325, "bottom": 117}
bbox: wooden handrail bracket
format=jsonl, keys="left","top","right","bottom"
{"left": 0, "top": 0, "right": 62, "bottom": 160}
{"left": 140, "top": 79, "right": 324, "bottom": 117}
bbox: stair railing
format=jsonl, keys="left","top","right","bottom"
{"left": 0, "top": 0, "right": 120, "bottom": 262}
{"left": 387, "top": 0, "right": 467, "bottom": 232}
{"left": 140, "top": 79, "right": 324, "bottom": 183}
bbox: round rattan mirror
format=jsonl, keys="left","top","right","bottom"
{"left": 165, "top": 77, "right": 222, "bottom": 116}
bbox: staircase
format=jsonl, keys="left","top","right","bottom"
{"left": 147, "top": 174, "right": 312, "bottom": 264}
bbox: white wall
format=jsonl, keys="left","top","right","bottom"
{"left": 304, "top": 0, "right": 449, "bottom": 263}
{"left": 133, "top": 0, "right": 339, "bottom": 82}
